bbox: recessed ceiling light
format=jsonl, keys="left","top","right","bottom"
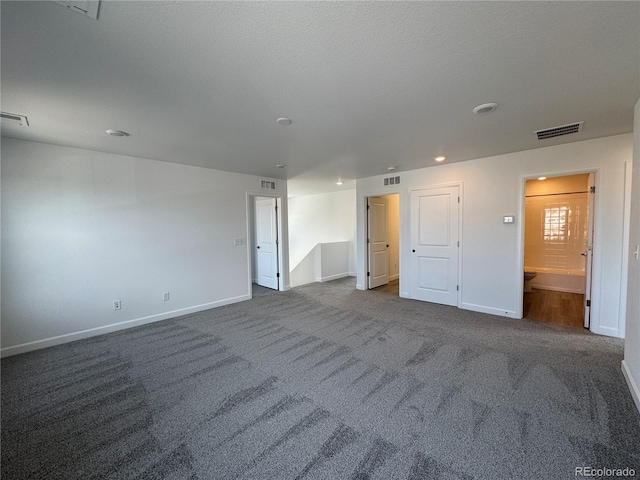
{"left": 276, "top": 117, "right": 292, "bottom": 126}
{"left": 387, "top": 166, "right": 396, "bottom": 171}
{"left": 106, "top": 129, "right": 130, "bottom": 137}
{"left": 473, "top": 103, "right": 498, "bottom": 114}
{"left": 275, "top": 164, "right": 287, "bottom": 168}
{"left": 538, "top": 176, "right": 547, "bottom": 181}
{"left": 435, "top": 156, "right": 446, "bottom": 162}
{"left": 336, "top": 180, "right": 343, "bottom": 186}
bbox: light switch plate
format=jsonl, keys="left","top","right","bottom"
{"left": 503, "top": 215, "right": 515, "bottom": 224}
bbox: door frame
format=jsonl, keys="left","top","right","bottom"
{"left": 408, "top": 182, "right": 463, "bottom": 307}
{"left": 246, "top": 192, "right": 286, "bottom": 295}
{"left": 363, "top": 191, "right": 401, "bottom": 293}
{"left": 517, "top": 168, "right": 602, "bottom": 331}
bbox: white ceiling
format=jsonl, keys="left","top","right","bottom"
{"left": 2, "top": 1, "right": 639, "bottom": 196}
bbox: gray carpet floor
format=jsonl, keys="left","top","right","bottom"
{"left": 2, "top": 278, "right": 639, "bottom": 479}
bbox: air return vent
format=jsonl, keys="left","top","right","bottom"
{"left": 52, "top": 1, "right": 100, "bottom": 20}
{"left": 260, "top": 179, "right": 276, "bottom": 190}
{"left": 1, "top": 112, "right": 29, "bottom": 127}
{"left": 384, "top": 176, "right": 400, "bottom": 186}
{"left": 535, "top": 122, "right": 583, "bottom": 140}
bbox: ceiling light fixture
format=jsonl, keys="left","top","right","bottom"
{"left": 276, "top": 117, "right": 292, "bottom": 126}
{"left": 435, "top": 156, "right": 446, "bottom": 162}
{"left": 336, "top": 180, "right": 343, "bottom": 186}
{"left": 538, "top": 176, "right": 547, "bottom": 181}
{"left": 473, "top": 103, "right": 498, "bottom": 115}
{"left": 275, "top": 164, "right": 287, "bottom": 168}
{"left": 106, "top": 129, "right": 130, "bottom": 137}
{"left": 387, "top": 166, "right": 396, "bottom": 172}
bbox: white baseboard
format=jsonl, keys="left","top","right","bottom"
{"left": 356, "top": 283, "right": 365, "bottom": 291}
{"left": 460, "top": 302, "right": 518, "bottom": 319}
{"left": 316, "top": 272, "right": 350, "bottom": 283}
{"left": 283, "top": 284, "right": 292, "bottom": 291}
{"left": 389, "top": 274, "right": 399, "bottom": 281}
{"left": 0, "top": 294, "right": 251, "bottom": 358}
{"left": 622, "top": 360, "right": 640, "bottom": 414}
{"left": 349, "top": 271, "right": 356, "bottom": 277}
{"left": 533, "top": 286, "right": 584, "bottom": 294}
{"left": 400, "top": 291, "right": 410, "bottom": 298}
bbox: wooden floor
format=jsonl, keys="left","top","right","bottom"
{"left": 523, "top": 288, "right": 585, "bottom": 328}
{"left": 372, "top": 281, "right": 584, "bottom": 329}
{"left": 371, "top": 278, "right": 399, "bottom": 295}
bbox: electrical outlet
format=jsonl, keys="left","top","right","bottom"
{"left": 113, "top": 300, "right": 122, "bottom": 311}
{"left": 163, "top": 292, "right": 170, "bottom": 301}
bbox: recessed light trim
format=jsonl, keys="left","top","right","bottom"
{"left": 387, "top": 166, "right": 396, "bottom": 172}
{"left": 275, "top": 164, "right": 287, "bottom": 168}
{"left": 336, "top": 180, "right": 343, "bottom": 186}
{"left": 276, "top": 117, "right": 292, "bottom": 126}
{"left": 435, "top": 156, "right": 446, "bottom": 162}
{"left": 538, "top": 176, "right": 547, "bottom": 181}
{"left": 473, "top": 103, "right": 498, "bottom": 115}
{"left": 106, "top": 129, "right": 130, "bottom": 137}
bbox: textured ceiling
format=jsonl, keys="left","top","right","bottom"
{"left": 1, "top": 1, "right": 639, "bottom": 195}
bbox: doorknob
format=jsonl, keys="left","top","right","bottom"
{"left": 581, "top": 252, "right": 587, "bottom": 256}
{"left": 386, "top": 244, "right": 389, "bottom": 248}
{"left": 412, "top": 249, "right": 415, "bottom": 253}
{"left": 257, "top": 246, "right": 260, "bottom": 249}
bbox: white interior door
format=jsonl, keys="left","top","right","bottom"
{"left": 584, "top": 173, "right": 596, "bottom": 328}
{"left": 255, "top": 197, "right": 279, "bottom": 290}
{"left": 410, "top": 186, "right": 459, "bottom": 306}
{"left": 368, "top": 197, "right": 389, "bottom": 289}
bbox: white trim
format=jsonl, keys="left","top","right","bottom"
{"left": 283, "top": 284, "right": 292, "bottom": 291}
{"left": 389, "top": 274, "right": 399, "bottom": 281}
{"left": 517, "top": 168, "right": 606, "bottom": 334}
{"left": 531, "top": 286, "right": 584, "bottom": 294}
{"left": 622, "top": 360, "right": 640, "bottom": 414}
{"left": 316, "top": 272, "right": 351, "bottom": 283}
{"left": 400, "top": 291, "right": 410, "bottom": 298}
{"left": 362, "top": 190, "right": 401, "bottom": 291}
{"left": 460, "top": 302, "right": 518, "bottom": 319}
{"left": 246, "top": 192, "right": 286, "bottom": 294}
{"left": 0, "top": 294, "right": 251, "bottom": 358}
{"left": 619, "top": 161, "right": 633, "bottom": 338}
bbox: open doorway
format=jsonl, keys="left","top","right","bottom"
{"left": 366, "top": 194, "right": 400, "bottom": 295}
{"left": 522, "top": 173, "right": 595, "bottom": 328}
{"left": 249, "top": 195, "right": 285, "bottom": 293}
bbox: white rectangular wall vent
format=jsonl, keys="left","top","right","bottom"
{"left": 384, "top": 176, "right": 400, "bottom": 186}
{"left": 535, "top": 121, "right": 583, "bottom": 140}
{"left": 1, "top": 112, "right": 29, "bottom": 127}
{"left": 52, "top": 1, "right": 100, "bottom": 20}
{"left": 260, "top": 179, "right": 276, "bottom": 190}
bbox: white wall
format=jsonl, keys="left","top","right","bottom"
{"left": 623, "top": 99, "right": 640, "bottom": 412}
{"left": 1, "top": 138, "right": 289, "bottom": 356}
{"left": 357, "top": 134, "right": 633, "bottom": 338}
{"left": 288, "top": 189, "right": 356, "bottom": 286}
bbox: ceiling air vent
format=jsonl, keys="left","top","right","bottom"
{"left": 52, "top": 1, "right": 100, "bottom": 20}
{"left": 260, "top": 179, "right": 276, "bottom": 190}
{"left": 535, "top": 122, "right": 583, "bottom": 140}
{"left": 1, "top": 112, "right": 29, "bottom": 127}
